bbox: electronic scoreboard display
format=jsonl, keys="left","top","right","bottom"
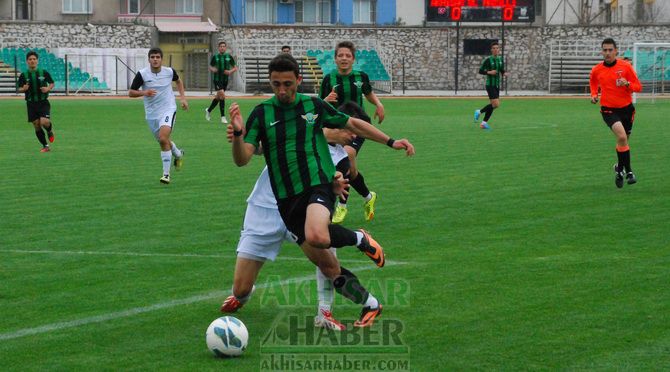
{"left": 427, "top": 0, "right": 535, "bottom": 23}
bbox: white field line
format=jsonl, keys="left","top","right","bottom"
{"left": 0, "top": 262, "right": 405, "bottom": 342}
{"left": 0, "top": 249, "right": 406, "bottom": 265}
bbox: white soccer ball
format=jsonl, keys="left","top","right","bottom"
{"left": 205, "top": 316, "right": 249, "bottom": 357}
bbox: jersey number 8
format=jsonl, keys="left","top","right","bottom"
{"left": 165, "top": 116, "right": 170, "bottom": 123}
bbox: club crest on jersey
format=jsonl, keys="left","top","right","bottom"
{"left": 354, "top": 81, "right": 363, "bottom": 88}
{"left": 301, "top": 113, "right": 319, "bottom": 125}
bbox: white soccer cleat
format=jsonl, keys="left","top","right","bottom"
{"left": 205, "top": 108, "right": 211, "bottom": 121}
{"left": 314, "top": 309, "right": 346, "bottom": 331}
{"left": 221, "top": 116, "right": 228, "bottom": 124}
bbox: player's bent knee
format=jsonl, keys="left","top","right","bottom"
{"left": 305, "top": 230, "right": 331, "bottom": 249}
{"left": 317, "top": 263, "right": 340, "bottom": 279}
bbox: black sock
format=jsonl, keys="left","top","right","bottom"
{"left": 207, "top": 98, "right": 218, "bottom": 112}
{"left": 483, "top": 106, "right": 495, "bottom": 121}
{"left": 480, "top": 104, "right": 492, "bottom": 113}
{"left": 616, "top": 149, "right": 625, "bottom": 172}
{"left": 44, "top": 123, "right": 53, "bottom": 134}
{"left": 333, "top": 266, "right": 370, "bottom": 304}
{"left": 328, "top": 224, "right": 358, "bottom": 248}
{"left": 350, "top": 172, "right": 370, "bottom": 198}
{"left": 339, "top": 186, "right": 350, "bottom": 204}
{"left": 622, "top": 150, "right": 631, "bottom": 173}
{"left": 35, "top": 129, "right": 47, "bottom": 146}
{"left": 219, "top": 98, "right": 226, "bottom": 117}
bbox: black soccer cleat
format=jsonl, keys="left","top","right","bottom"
{"left": 614, "top": 164, "right": 624, "bottom": 189}
{"left": 626, "top": 172, "right": 637, "bottom": 185}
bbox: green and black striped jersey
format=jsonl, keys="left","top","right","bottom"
{"left": 319, "top": 70, "right": 372, "bottom": 110}
{"left": 244, "top": 93, "right": 350, "bottom": 200}
{"left": 479, "top": 56, "right": 505, "bottom": 87}
{"left": 17, "top": 68, "right": 54, "bottom": 102}
{"left": 210, "top": 53, "right": 236, "bottom": 82}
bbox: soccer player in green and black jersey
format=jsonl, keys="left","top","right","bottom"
{"left": 206, "top": 41, "right": 237, "bottom": 124}
{"left": 17, "top": 51, "right": 55, "bottom": 152}
{"left": 474, "top": 41, "right": 507, "bottom": 130}
{"left": 230, "top": 53, "right": 415, "bottom": 327}
{"left": 319, "top": 41, "right": 383, "bottom": 224}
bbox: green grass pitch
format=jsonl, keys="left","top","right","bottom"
{"left": 1, "top": 96, "right": 669, "bottom": 370}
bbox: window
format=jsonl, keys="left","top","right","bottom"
{"left": 353, "top": 0, "right": 375, "bottom": 24}
{"left": 128, "top": 0, "right": 140, "bottom": 14}
{"left": 176, "top": 0, "right": 203, "bottom": 15}
{"left": 62, "top": 0, "right": 92, "bottom": 14}
{"left": 296, "top": 0, "right": 331, "bottom": 24}
{"left": 246, "top": 0, "right": 272, "bottom": 23}
{"left": 15, "top": 0, "right": 31, "bottom": 20}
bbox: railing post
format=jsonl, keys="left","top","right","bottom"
{"left": 65, "top": 54, "right": 69, "bottom": 96}
{"left": 402, "top": 57, "right": 405, "bottom": 95}
{"left": 14, "top": 54, "right": 18, "bottom": 95}
{"left": 115, "top": 56, "right": 119, "bottom": 95}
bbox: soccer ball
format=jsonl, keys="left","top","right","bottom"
{"left": 205, "top": 316, "right": 249, "bottom": 357}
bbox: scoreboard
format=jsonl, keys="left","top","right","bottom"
{"left": 426, "top": 0, "right": 535, "bottom": 23}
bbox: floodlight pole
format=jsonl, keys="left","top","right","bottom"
{"left": 501, "top": 19, "right": 506, "bottom": 95}
{"left": 455, "top": 21, "right": 460, "bottom": 95}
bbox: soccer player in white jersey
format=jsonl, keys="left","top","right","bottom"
{"left": 129, "top": 47, "right": 189, "bottom": 184}
{"left": 219, "top": 125, "right": 384, "bottom": 329}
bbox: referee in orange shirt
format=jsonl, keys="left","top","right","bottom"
{"left": 590, "top": 38, "right": 642, "bottom": 188}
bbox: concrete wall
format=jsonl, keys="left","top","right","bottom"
{"left": 0, "top": 22, "right": 154, "bottom": 49}
{"left": 218, "top": 24, "right": 670, "bottom": 91}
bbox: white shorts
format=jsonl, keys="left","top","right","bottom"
{"left": 146, "top": 111, "right": 176, "bottom": 138}
{"left": 237, "top": 203, "right": 296, "bottom": 262}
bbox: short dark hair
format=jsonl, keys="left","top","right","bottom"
{"left": 335, "top": 41, "right": 356, "bottom": 58}
{"left": 281, "top": 45, "right": 291, "bottom": 51}
{"left": 268, "top": 53, "right": 300, "bottom": 78}
{"left": 490, "top": 41, "right": 499, "bottom": 48}
{"left": 218, "top": 41, "right": 227, "bottom": 47}
{"left": 602, "top": 38, "right": 617, "bottom": 49}
{"left": 26, "top": 51, "right": 38, "bottom": 60}
{"left": 338, "top": 102, "right": 371, "bottom": 124}
{"left": 148, "top": 47, "right": 163, "bottom": 58}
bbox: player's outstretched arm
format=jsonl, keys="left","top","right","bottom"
{"left": 345, "top": 117, "right": 415, "bottom": 156}
{"left": 229, "top": 102, "right": 257, "bottom": 166}
{"left": 365, "top": 92, "right": 385, "bottom": 124}
{"left": 175, "top": 78, "right": 189, "bottom": 110}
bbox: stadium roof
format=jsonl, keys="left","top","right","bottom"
{"left": 155, "top": 20, "right": 217, "bottom": 33}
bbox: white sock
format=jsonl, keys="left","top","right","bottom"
{"left": 364, "top": 293, "right": 379, "bottom": 309}
{"left": 316, "top": 248, "right": 336, "bottom": 317}
{"left": 482, "top": 121, "right": 488, "bottom": 125}
{"left": 170, "top": 141, "right": 182, "bottom": 158}
{"left": 339, "top": 202, "right": 347, "bottom": 209}
{"left": 160, "top": 150, "right": 171, "bottom": 175}
{"left": 364, "top": 193, "right": 372, "bottom": 202}
{"left": 355, "top": 232, "right": 364, "bottom": 246}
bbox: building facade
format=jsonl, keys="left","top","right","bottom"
{"left": 228, "top": 0, "right": 397, "bottom": 25}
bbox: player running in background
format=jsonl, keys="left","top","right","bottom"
{"left": 229, "top": 54, "right": 414, "bottom": 327}
{"left": 17, "top": 51, "right": 55, "bottom": 153}
{"left": 206, "top": 41, "right": 237, "bottom": 124}
{"left": 589, "top": 38, "right": 642, "bottom": 188}
{"left": 129, "top": 47, "right": 188, "bottom": 184}
{"left": 320, "top": 41, "right": 384, "bottom": 224}
{"left": 474, "top": 41, "right": 507, "bottom": 130}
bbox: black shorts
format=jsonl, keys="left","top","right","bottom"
{"left": 348, "top": 136, "right": 366, "bottom": 154}
{"left": 335, "top": 156, "right": 351, "bottom": 176}
{"left": 486, "top": 86, "right": 500, "bottom": 100}
{"left": 213, "top": 80, "right": 228, "bottom": 91}
{"left": 26, "top": 100, "right": 50, "bottom": 122}
{"left": 277, "top": 184, "right": 336, "bottom": 246}
{"left": 601, "top": 104, "right": 635, "bottom": 134}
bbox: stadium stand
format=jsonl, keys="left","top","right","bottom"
{"left": 0, "top": 47, "right": 109, "bottom": 93}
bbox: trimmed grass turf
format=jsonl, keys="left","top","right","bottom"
{"left": 1, "top": 97, "right": 669, "bottom": 370}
